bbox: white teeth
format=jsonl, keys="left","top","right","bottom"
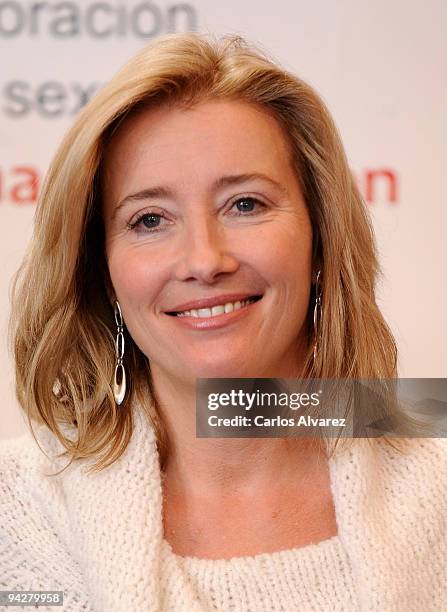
{"left": 211, "top": 305, "right": 225, "bottom": 316}
{"left": 198, "top": 308, "right": 212, "bottom": 317}
{"left": 176, "top": 297, "right": 258, "bottom": 318}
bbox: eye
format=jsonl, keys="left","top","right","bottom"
{"left": 128, "top": 212, "right": 167, "bottom": 232}
{"left": 229, "top": 197, "right": 265, "bottom": 215}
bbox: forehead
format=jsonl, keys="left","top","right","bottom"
{"left": 101, "top": 98, "right": 295, "bottom": 202}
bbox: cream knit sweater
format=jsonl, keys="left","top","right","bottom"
{"left": 1, "top": 403, "right": 446, "bottom": 612}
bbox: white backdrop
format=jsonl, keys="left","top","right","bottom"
{"left": 1, "top": 0, "right": 446, "bottom": 439}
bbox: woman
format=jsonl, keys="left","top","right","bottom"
{"left": 1, "top": 33, "right": 446, "bottom": 611}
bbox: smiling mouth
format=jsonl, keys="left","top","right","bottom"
{"left": 166, "top": 295, "right": 263, "bottom": 318}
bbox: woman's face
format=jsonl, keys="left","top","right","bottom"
{"left": 102, "top": 99, "right": 313, "bottom": 386}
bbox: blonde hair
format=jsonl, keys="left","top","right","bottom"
{"left": 10, "top": 32, "right": 424, "bottom": 472}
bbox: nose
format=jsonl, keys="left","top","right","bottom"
{"left": 174, "top": 213, "right": 239, "bottom": 283}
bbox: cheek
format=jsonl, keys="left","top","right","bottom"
{"left": 107, "top": 245, "right": 167, "bottom": 311}
{"left": 249, "top": 221, "right": 312, "bottom": 282}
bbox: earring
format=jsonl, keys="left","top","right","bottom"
{"left": 313, "top": 270, "right": 322, "bottom": 362}
{"left": 113, "top": 300, "right": 126, "bottom": 405}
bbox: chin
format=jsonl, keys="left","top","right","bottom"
{"left": 185, "top": 358, "right": 264, "bottom": 380}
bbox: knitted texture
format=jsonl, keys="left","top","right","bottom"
{"left": 1, "top": 403, "right": 446, "bottom": 612}
{"left": 161, "top": 535, "right": 357, "bottom": 610}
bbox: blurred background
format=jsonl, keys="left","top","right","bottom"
{"left": 1, "top": 0, "right": 446, "bottom": 439}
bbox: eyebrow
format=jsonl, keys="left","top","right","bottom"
{"left": 111, "top": 173, "right": 288, "bottom": 220}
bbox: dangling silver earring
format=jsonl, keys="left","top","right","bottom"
{"left": 113, "top": 300, "right": 126, "bottom": 405}
{"left": 313, "top": 270, "right": 322, "bottom": 362}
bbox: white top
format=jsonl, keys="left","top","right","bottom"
{"left": 162, "top": 534, "right": 357, "bottom": 610}
{"left": 1, "top": 401, "right": 447, "bottom": 611}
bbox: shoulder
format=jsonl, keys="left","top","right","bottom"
{"left": 0, "top": 429, "right": 71, "bottom": 587}
{"left": 331, "top": 440, "right": 447, "bottom": 608}
{"left": 0, "top": 428, "right": 63, "bottom": 524}
{"left": 0, "top": 431, "right": 40, "bottom": 485}
{"left": 0, "top": 424, "right": 73, "bottom": 518}
{"left": 0, "top": 422, "right": 74, "bottom": 505}
{"left": 374, "top": 436, "right": 447, "bottom": 485}
{"left": 333, "top": 436, "right": 447, "bottom": 524}
{"left": 0, "top": 430, "right": 96, "bottom": 606}
{"left": 0, "top": 426, "right": 63, "bottom": 482}
{"left": 380, "top": 437, "right": 447, "bottom": 512}
{"left": 336, "top": 436, "right": 447, "bottom": 479}
{"left": 364, "top": 435, "right": 444, "bottom": 480}
{"left": 0, "top": 433, "right": 42, "bottom": 563}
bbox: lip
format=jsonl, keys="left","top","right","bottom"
{"left": 165, "top": 296, "right": 262, "bottom": 330}
{"left": 164, "top": 293, "right": 263, "bottom": 314}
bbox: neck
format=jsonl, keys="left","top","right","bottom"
{"left": 149, "top": 359, "right": 324, "bottom": 496}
